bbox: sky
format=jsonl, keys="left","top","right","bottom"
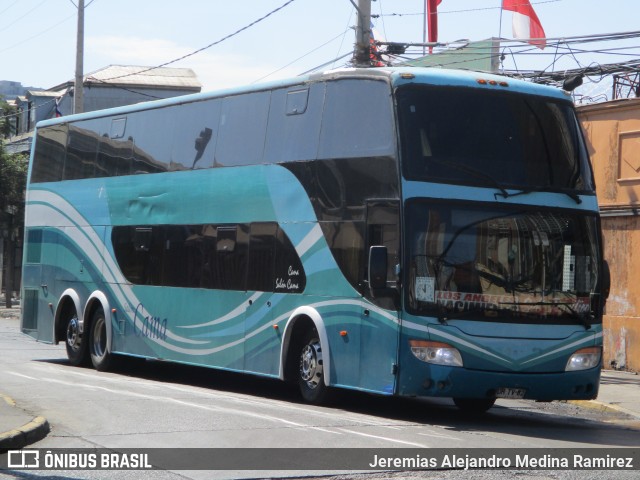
{"left": 1, "top": 0, "right": 639, "bottom": 97}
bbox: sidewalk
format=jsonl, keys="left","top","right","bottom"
{"left": 0, "top": 305, "right": 49, "bottom": 452}
{"left": 0, "top": 395, "right": 49, "bottom": 452}
{"left": 573, "top": 369, "right": 640, "bottom": 419}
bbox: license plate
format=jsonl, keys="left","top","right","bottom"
{"left": 496, "top": 387, "right": 526, "bottom": 399}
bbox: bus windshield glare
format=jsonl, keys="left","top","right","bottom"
{"left": 397, "top": 84, "right": 594, "bottom": 192}
{"left": 407, "top": 201, "right": 602, "bottom": 323}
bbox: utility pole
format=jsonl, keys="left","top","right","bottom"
{"left": 352, "top": 0, "right": 372, "bottom": 67}
{"left": 74, "top": 0, "right": 85, "bottom": 114}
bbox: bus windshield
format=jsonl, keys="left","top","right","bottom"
{"left": 406, "top": 201, "right": 602, "bottom": 323}
{"left": 397, "top": 85, "right": 594, "bottom": 192}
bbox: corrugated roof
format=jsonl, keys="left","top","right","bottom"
{"left": 47, "top": 65, "right": 201, "bottom": 92}
{"left": 87, "top": 65, "right": 201, "bottom": 89}
{"left": 26, "top": 90, "right": 63, "bottom": 98}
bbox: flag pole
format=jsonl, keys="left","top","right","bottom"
{"left": 498, "top": 0, "right": 504, "bottom": 40}
{"left": 423, "top": 1, "right": 427, "bottom": 56}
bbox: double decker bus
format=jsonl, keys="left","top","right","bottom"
{"left": 21, "top": 67, "right": 609, "bottom": 411}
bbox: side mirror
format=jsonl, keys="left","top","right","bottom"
{"left": 368, "top": 246, "right": 388, "bottom": 291}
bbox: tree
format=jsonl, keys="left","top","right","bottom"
{"left": 1, "top": 99, "right": 16, "bottom": 139}
{"left": 0, "top": 138, "right": 27, "bottom": 307}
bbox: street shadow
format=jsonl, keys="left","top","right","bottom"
{"left": 33, "top": 356, "right": 640, "bottom": 447}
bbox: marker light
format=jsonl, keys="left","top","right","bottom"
{"left": 565, "top": 347, "right": 602, "bottom": 371}
{"left": 409, "top": 340, "right": 463, "bottom": 367}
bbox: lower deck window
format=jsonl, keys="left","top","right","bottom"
{"left": 112, "top": 222, "right": 305, "bottom": 293}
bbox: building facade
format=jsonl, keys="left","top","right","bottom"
{"left": 578, "top": 98, "right": 640, "bottom": 372}
{"left": 7, "top": 65, "right": 201, "bottom": 153}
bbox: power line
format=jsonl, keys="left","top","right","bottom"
{"left": 254, "top": 29, "right": 352, "bottom": 83}
{"left": 0, "top": 0, "right": 101, "bottom": 55}
{"left": 0, "top": 13, "right": 76, "bottom": 55}
{"left": 0, "top": 0, "right": 48, "bottom": 34}
{"left": 99, "top": 0, "right": 297, "bottom": 83}
{"left": 0, "top": 0, "right": 20, "bottom": 16}
{"left": 381, "top": 0, "right": 562, "bottom": 17}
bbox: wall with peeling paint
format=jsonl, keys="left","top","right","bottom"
{"left": 578, "top": 99, "right": 640, "bottom": 373}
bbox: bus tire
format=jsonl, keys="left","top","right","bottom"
{"left": 89, "top": 306, "right": 114, "bottom": 371}
{"left": 64, "top": 304, "right": 89, "bottom": 367}
{"left": 297, "top": 328, "right": 330, "bottom": 404}
{"left": 453, "top": 397, "right": 496, "bottom": 413}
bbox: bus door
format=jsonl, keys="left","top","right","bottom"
{"left": 361, "top": 201, "right": 401, "bottom": 394}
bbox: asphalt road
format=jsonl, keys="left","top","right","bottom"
{"left": 1, "top": 313, "right": 638, "bottom": 480}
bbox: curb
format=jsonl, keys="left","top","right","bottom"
{"left": 0, "top": 395, "right": 50, "bottom": 453}
{"left": 569, "top": 399, "right": 640, "bottom": 420}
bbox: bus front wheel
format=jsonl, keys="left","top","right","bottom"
{"left": 297, "top": 329, "right": 329, "bottom": 404}
{"left": 453, "top": 397, "right": 496, "bottom": 413}
{"left": 89, "top": 306, "right": 114, "bottom": 371}
{"left": 65, "top": 305, "right": 88, "bottom": 366}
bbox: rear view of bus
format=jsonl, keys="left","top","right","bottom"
{"left": 393, "top": 70, "right": 608, "bottom": 411}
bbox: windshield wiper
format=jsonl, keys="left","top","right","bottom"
{"left": 496, "top": 186, "right": 582, "bottom": 205}
{"left": 427, "top": 157, "right": 510, "bottom": 198}
{"left": 475, "top": 268, "right": 533, "bottom": 294}
{"left": 497, "top": 300, "right": 592, "bottom": 329}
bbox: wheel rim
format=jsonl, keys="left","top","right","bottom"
{"left": 66, "top": 316, "right": 81, "bottom": 352}
{"left": 300, "top": 340, "right": 323, "bottom": 390}
{"left": 92, "top": 315, "right": 107, "bottom": 358}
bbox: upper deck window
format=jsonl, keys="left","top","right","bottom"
{"left": 397, "top": 84, "right": 594, "bottom": 193}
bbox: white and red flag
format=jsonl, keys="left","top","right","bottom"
{"left": 503, "top": 0, "right": 546, "bottom": 49}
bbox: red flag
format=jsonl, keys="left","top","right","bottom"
{"left": 427, "top": 0, "right": 442, "bottom": 53}
{"left": 503, "top": 0, "right": 546, "bottom": 49}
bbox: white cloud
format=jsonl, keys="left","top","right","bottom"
{"left": 86, "top": 35, "right": 301, "bottom": 92}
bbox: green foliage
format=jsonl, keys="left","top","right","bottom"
{"left": 1, "top": 99, "right": 16, "bottom": 139}
{"left": 0, "top": 140, "right": 27, "bottom": 212}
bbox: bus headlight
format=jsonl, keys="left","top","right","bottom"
{"left": 409, "top": 340, "right": 463, "bottom": 367}
{"left": 565, "top": 347, "right": 601, "bottom": 371}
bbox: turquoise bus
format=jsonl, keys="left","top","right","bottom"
{"left": 21, "top": 67, "right": 609, "bottom": 411}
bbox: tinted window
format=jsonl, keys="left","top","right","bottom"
{"left": 65, "top": 125, "right": 100, "bottom": 180}
{"left": 264, "top": 85, "right": 323, "bottom": 163}
{"left": 318, "top": 79, "right": 395, "bottom": 159}
{"left": 112, "top": 222, "right": 305, "bottom": 293}
{"left": 216, "top": 92, "right": 270, "bottom": 166}
{"left": 97, "top": 133, "right": 133, "bottom": 177}
{"left": 215, "top": 225, "right": 249, "bottom": 290}
{"left": 31, "top": 124, "right": 67, "bottom": 183}
{"left": 397, "top": 85, "right": 595, "bottom": 192}
{"left": 111, "top": 226, "right": 165, "bottom": 286}
{"left": 171, "top": 100, "right": 221, "bottom": 170}
{"left": 247, "top": 223, "right": 277, "bottom": 292}
{"left": 126, "top": 109, "right": 173, "bottom": 174}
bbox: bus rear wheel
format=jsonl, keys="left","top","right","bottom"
{"left": 89, "top": 306, "right": 114, "bottom": 371}
{"left": 65, "top": 305, "right": 88, "bottom": 366}
{"left": 297, "top": 329, "right": 329, "bottom": 404}
{"left": 453, "top": 397, "right": 496, "bottom": 413}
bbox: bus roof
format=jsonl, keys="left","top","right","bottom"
{"left": 35, "top": 67, "right": 571, "bottom": 129}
